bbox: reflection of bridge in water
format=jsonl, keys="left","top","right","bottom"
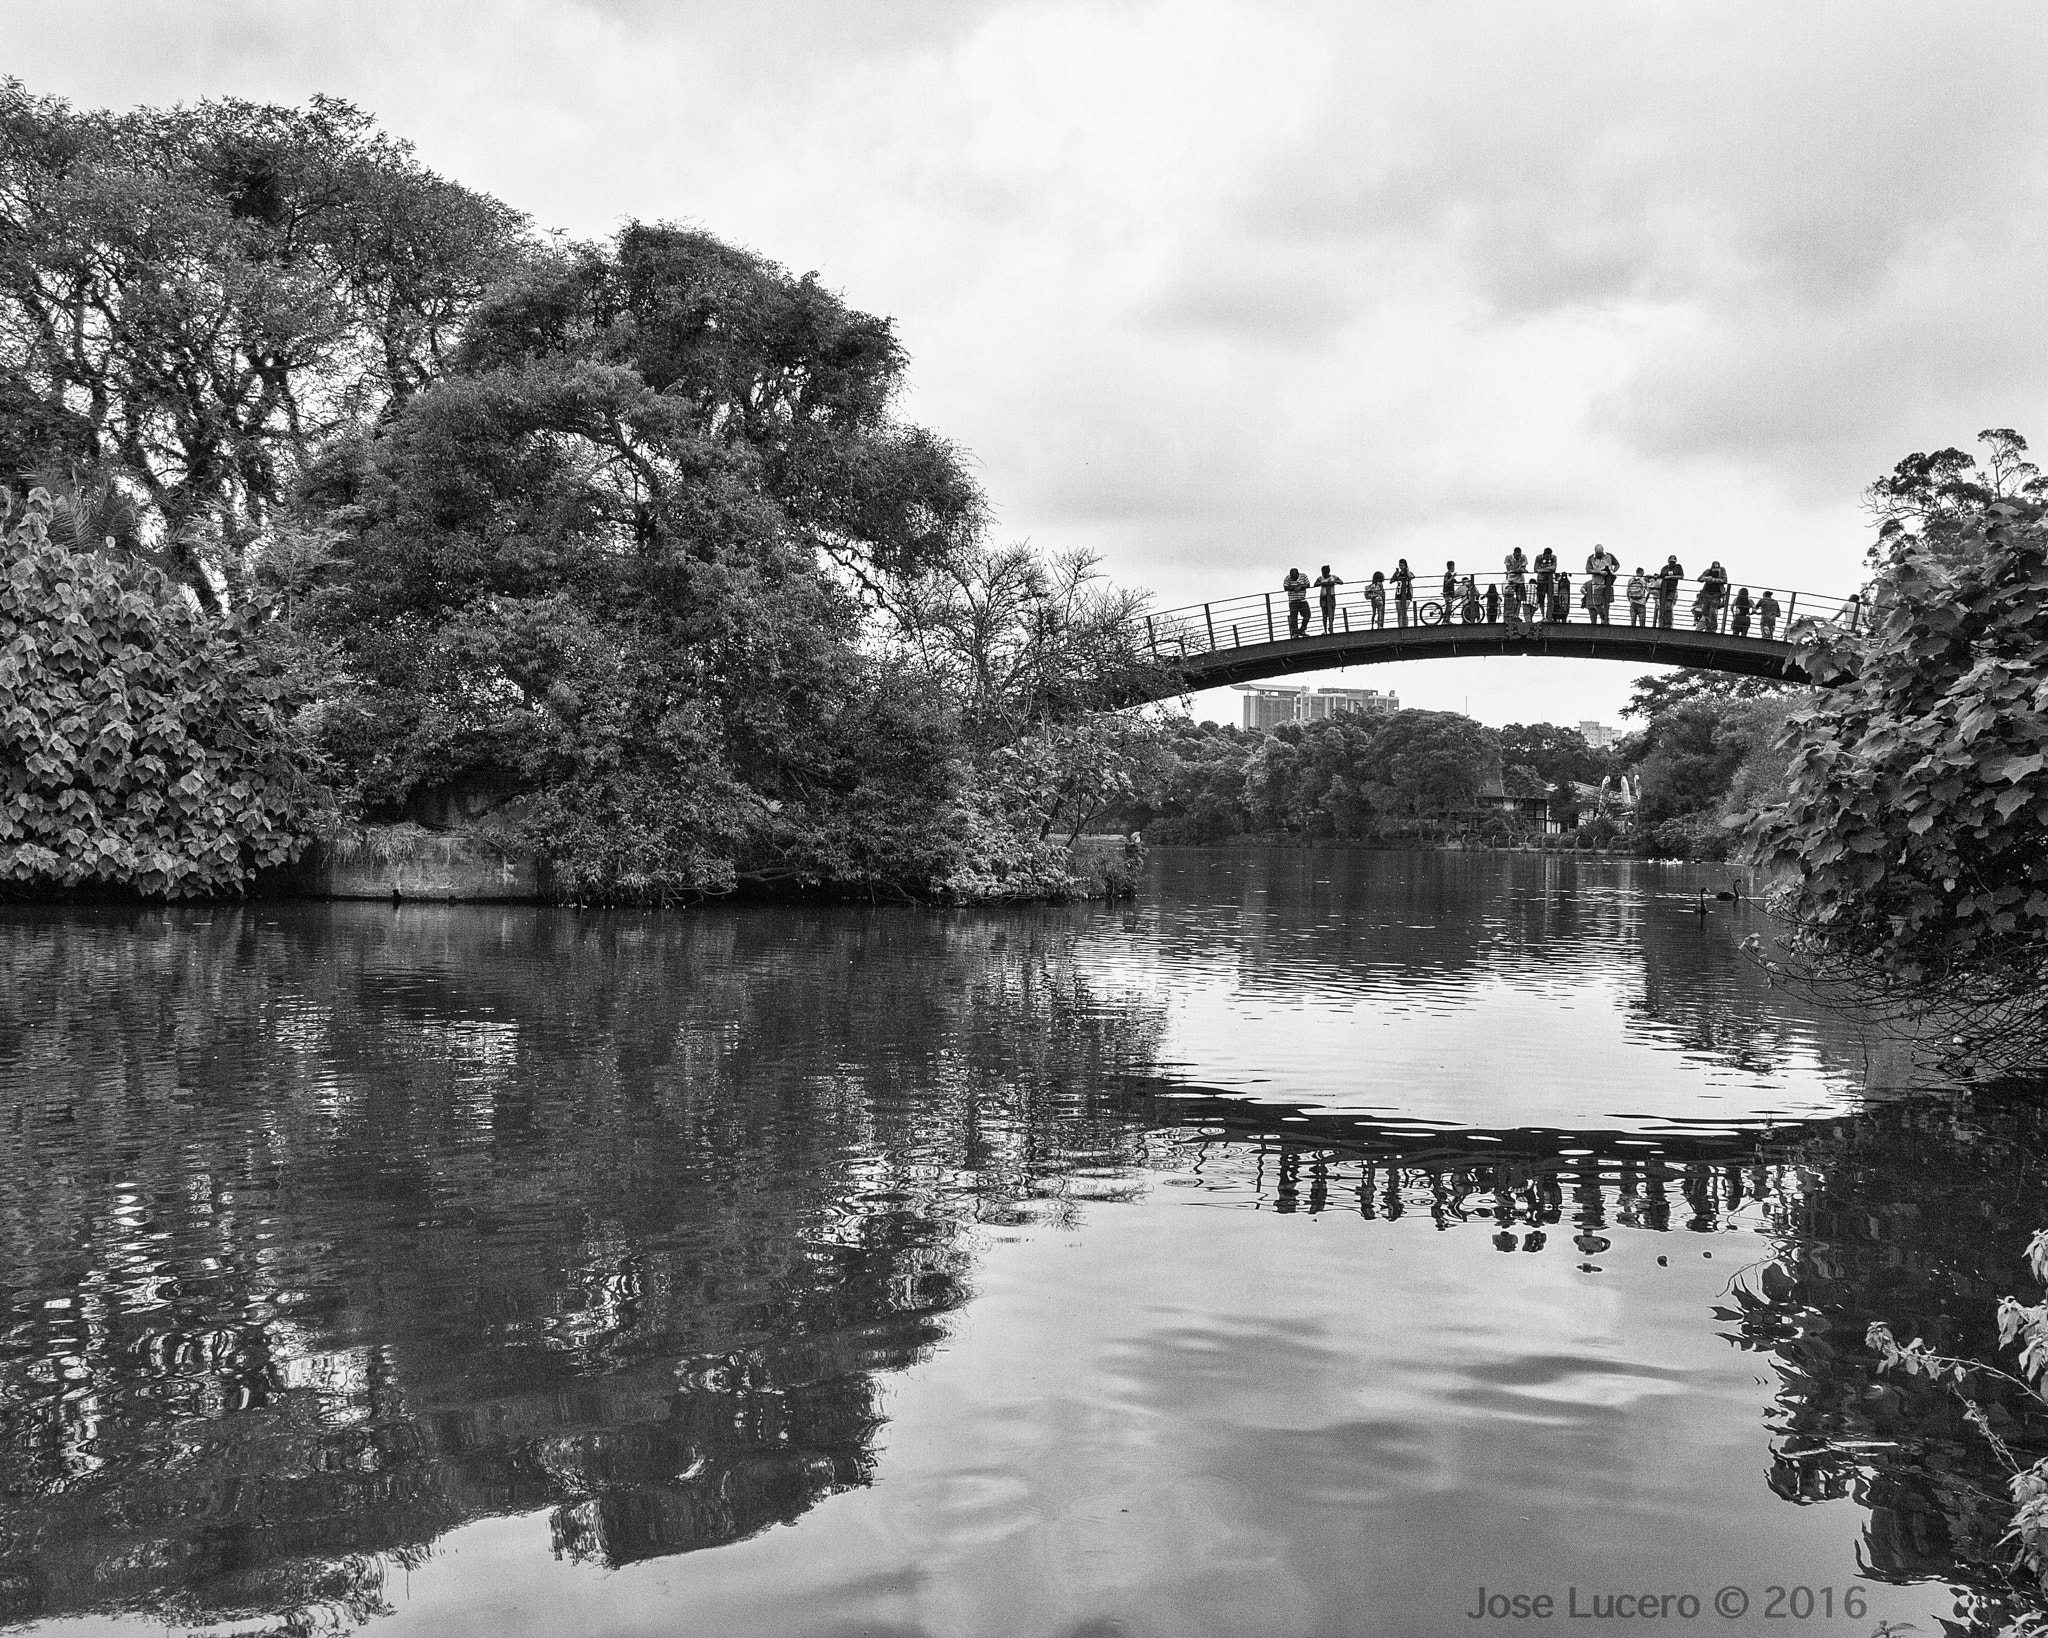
{"left": 1152, "top": 1086, "right": 2048, "bottom": 1617}
{"left": 1129, "top": 574, "right": 1863, "bottom": 696}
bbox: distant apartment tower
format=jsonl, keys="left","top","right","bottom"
{"left": 1577, "top": 720, "right": 1621, "bottom": 749}
{"left": 1236, "top": 685, "right": 1400, "bottom": 732}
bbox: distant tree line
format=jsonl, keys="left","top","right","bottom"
{"left": 1126, "top": 684, "right": 1796, "bottom": 857}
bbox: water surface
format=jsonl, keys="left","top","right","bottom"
{"left": 1, "top": 850, "right": 2041, "bottom": 1636}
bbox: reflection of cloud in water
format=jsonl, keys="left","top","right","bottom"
{"left": 1072, "top": 850, "right": 1917, "bottom": 1129}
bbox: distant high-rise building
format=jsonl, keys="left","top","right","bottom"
{"left": 1578, "top": 720, "right": 1620, "bottom": 749}
{"left": 1237, "top": 685, "right": 1400, "bottom": 732}
{"left": 1237, "top": 684, "right": 1305, "bottom": 731}
{"left": 1308, "top": 687, "right": 1399, "bottom": 722}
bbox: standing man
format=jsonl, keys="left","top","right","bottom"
{"left": 1626, "top": 568, "right": 1650, "bottom": 627}
{"left": 1585, "top": 544, "right": 1619, "bottom": 625}
{"left": 1700, "top": 560, "right": 1730, "bottom": 630}
{"left": 1758, "top": 588, "right": 1781, "bottom": 639}
{"left": 1534, "top": 546, "right": 1558, "bottom": 617}
{"left": 1656, "top": 555, "right": 1685, "bottom": 629}
{"left": 1284, "top": 567, "right": 1312, "bottom": 637}
{"left": 1315, "top": 564, "right": 1344, "bottom": 633}
{"left": 1442, "top": 561, "right": 1458, "bottom": 615}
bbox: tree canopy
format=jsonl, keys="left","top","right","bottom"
{"left": 0, "top": 82, "right": 527, "bottom": 608}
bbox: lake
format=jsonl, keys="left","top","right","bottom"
{"left": 2, "top": 849, "right": 2043, "bottom": 1637}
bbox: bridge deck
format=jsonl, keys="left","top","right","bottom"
{"left": 1163, "top": 622, "right": 1812, "bottom": 693}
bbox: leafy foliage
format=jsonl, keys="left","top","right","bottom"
{"left": 1748, "top": 437, "right": 2048, "bottom": 1067}
{"left": 1867, "top": 1228, "right": 2048, "bottom": 1608}
{"left": 0, "top": 490, "right": 325, "bottom": 894}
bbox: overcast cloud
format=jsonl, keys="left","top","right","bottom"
{"left": 16, "top": 0, "right": 2048, "bottom": 725}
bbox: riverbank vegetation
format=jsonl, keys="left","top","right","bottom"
{"left": 0, "top": 83, "right": 1162, "bottom": 904}
{"left": 1749, "top": 429, "right": 2048, "bottom": 1076}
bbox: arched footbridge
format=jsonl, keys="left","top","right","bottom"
{"left": 1134, "top": 574, "right": 1858, "bottom": 697}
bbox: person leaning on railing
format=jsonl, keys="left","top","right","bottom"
{"left": 1758, "top": 588, "right": 1780, "bottom": 638}
{"left": 1284, "top": 566, "right": 1311, "bottom": 637}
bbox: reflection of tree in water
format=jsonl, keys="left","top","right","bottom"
{"left": 0, "top": 904, "right": 1169, "bottom": 1632}
{"left": 1149, "top": 850, "right": 1639, "bottom": 991}
{"left": 1726, "top": 1093, "right": 2048, "bottom": 1637}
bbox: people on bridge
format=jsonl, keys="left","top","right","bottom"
{"left": 1841, "top": 591, "right": 1864, "bottom": 632}
{"left": 1627, "top": 568, "right": 1649, "bottom": 626}
{"left": 1484, "top": 581, "right": 1500, "bottom": 623}
{"left": 1700, "top": 560, "right": 1729, "bottom": 630}
{"left": 1283, "top": 567, "right": 1311, "bottom": 637}
{"left": 1366, "top": 570, "right": 1387, "bottom": 629}
{"left": 1690, "top": 583, "right": 1715, "bottom": 632}
{"left": 1534, "top": 546, "right": 1557, "bottom": 612}
{"left": 1441, "top": 561, "right": 1458, "bottom": 611}
{"left": 1656, "top": 556, "right": 1685, "bottom": 628}
{"left": 1459, "top": 574, "right": 1481, "bottom": 622}
{"left": 1504, "top": 545, "right": 1528, "bottom": 581}
{"left": 1550, "top": 570, "right": 1571, "bottom": 623}
{"left": 1315, "top": 564, "right": 1344, "bottom": 633}
{"left": 1584, "top": 544, "right": 1618, "bottom": 625}
{"left": 1392, "top": 559, "right": 1414, "bottom": 627}
{"left": 1758, "top": 588, "right": 1780, "bottom": 639}
{"left": 1730, "top": 585, "right": 1752, "bottom": 637}
{"left": 1505, "top": 577, "right": 1535, "bottom": 635}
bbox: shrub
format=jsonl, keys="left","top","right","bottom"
{"left": 0, "top": 491, "right": 328, "bottom": 896}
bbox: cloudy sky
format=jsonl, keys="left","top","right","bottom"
{"left": 19, "top": 0, "right": 2048, "bottom": 726}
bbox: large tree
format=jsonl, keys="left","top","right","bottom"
{"left": 307, "top": 225, "right": 1030, "bottom": 902}
{"left": 0, "top": 82, "right": 525, "bottom": 606}
{"left": 1748, "top": 431, "right": 2048, "bottom": 1073}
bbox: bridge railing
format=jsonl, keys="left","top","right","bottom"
{"left": 1139, "top": 572, "right": 1864, "bottom": 662}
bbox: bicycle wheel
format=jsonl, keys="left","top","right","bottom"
{"left": 1417, "top": 600, "right": 1446, "bottom": 627}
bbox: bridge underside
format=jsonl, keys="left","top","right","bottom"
{"left": 1141, "top": 623, "right": 1812, "bottom": 700}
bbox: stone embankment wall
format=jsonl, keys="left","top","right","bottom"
{"left": 267, "top": 827, "right": 1143, "bottom": 904}
{"left": 264, "top": 827, "right": 546, "bottom": 901}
